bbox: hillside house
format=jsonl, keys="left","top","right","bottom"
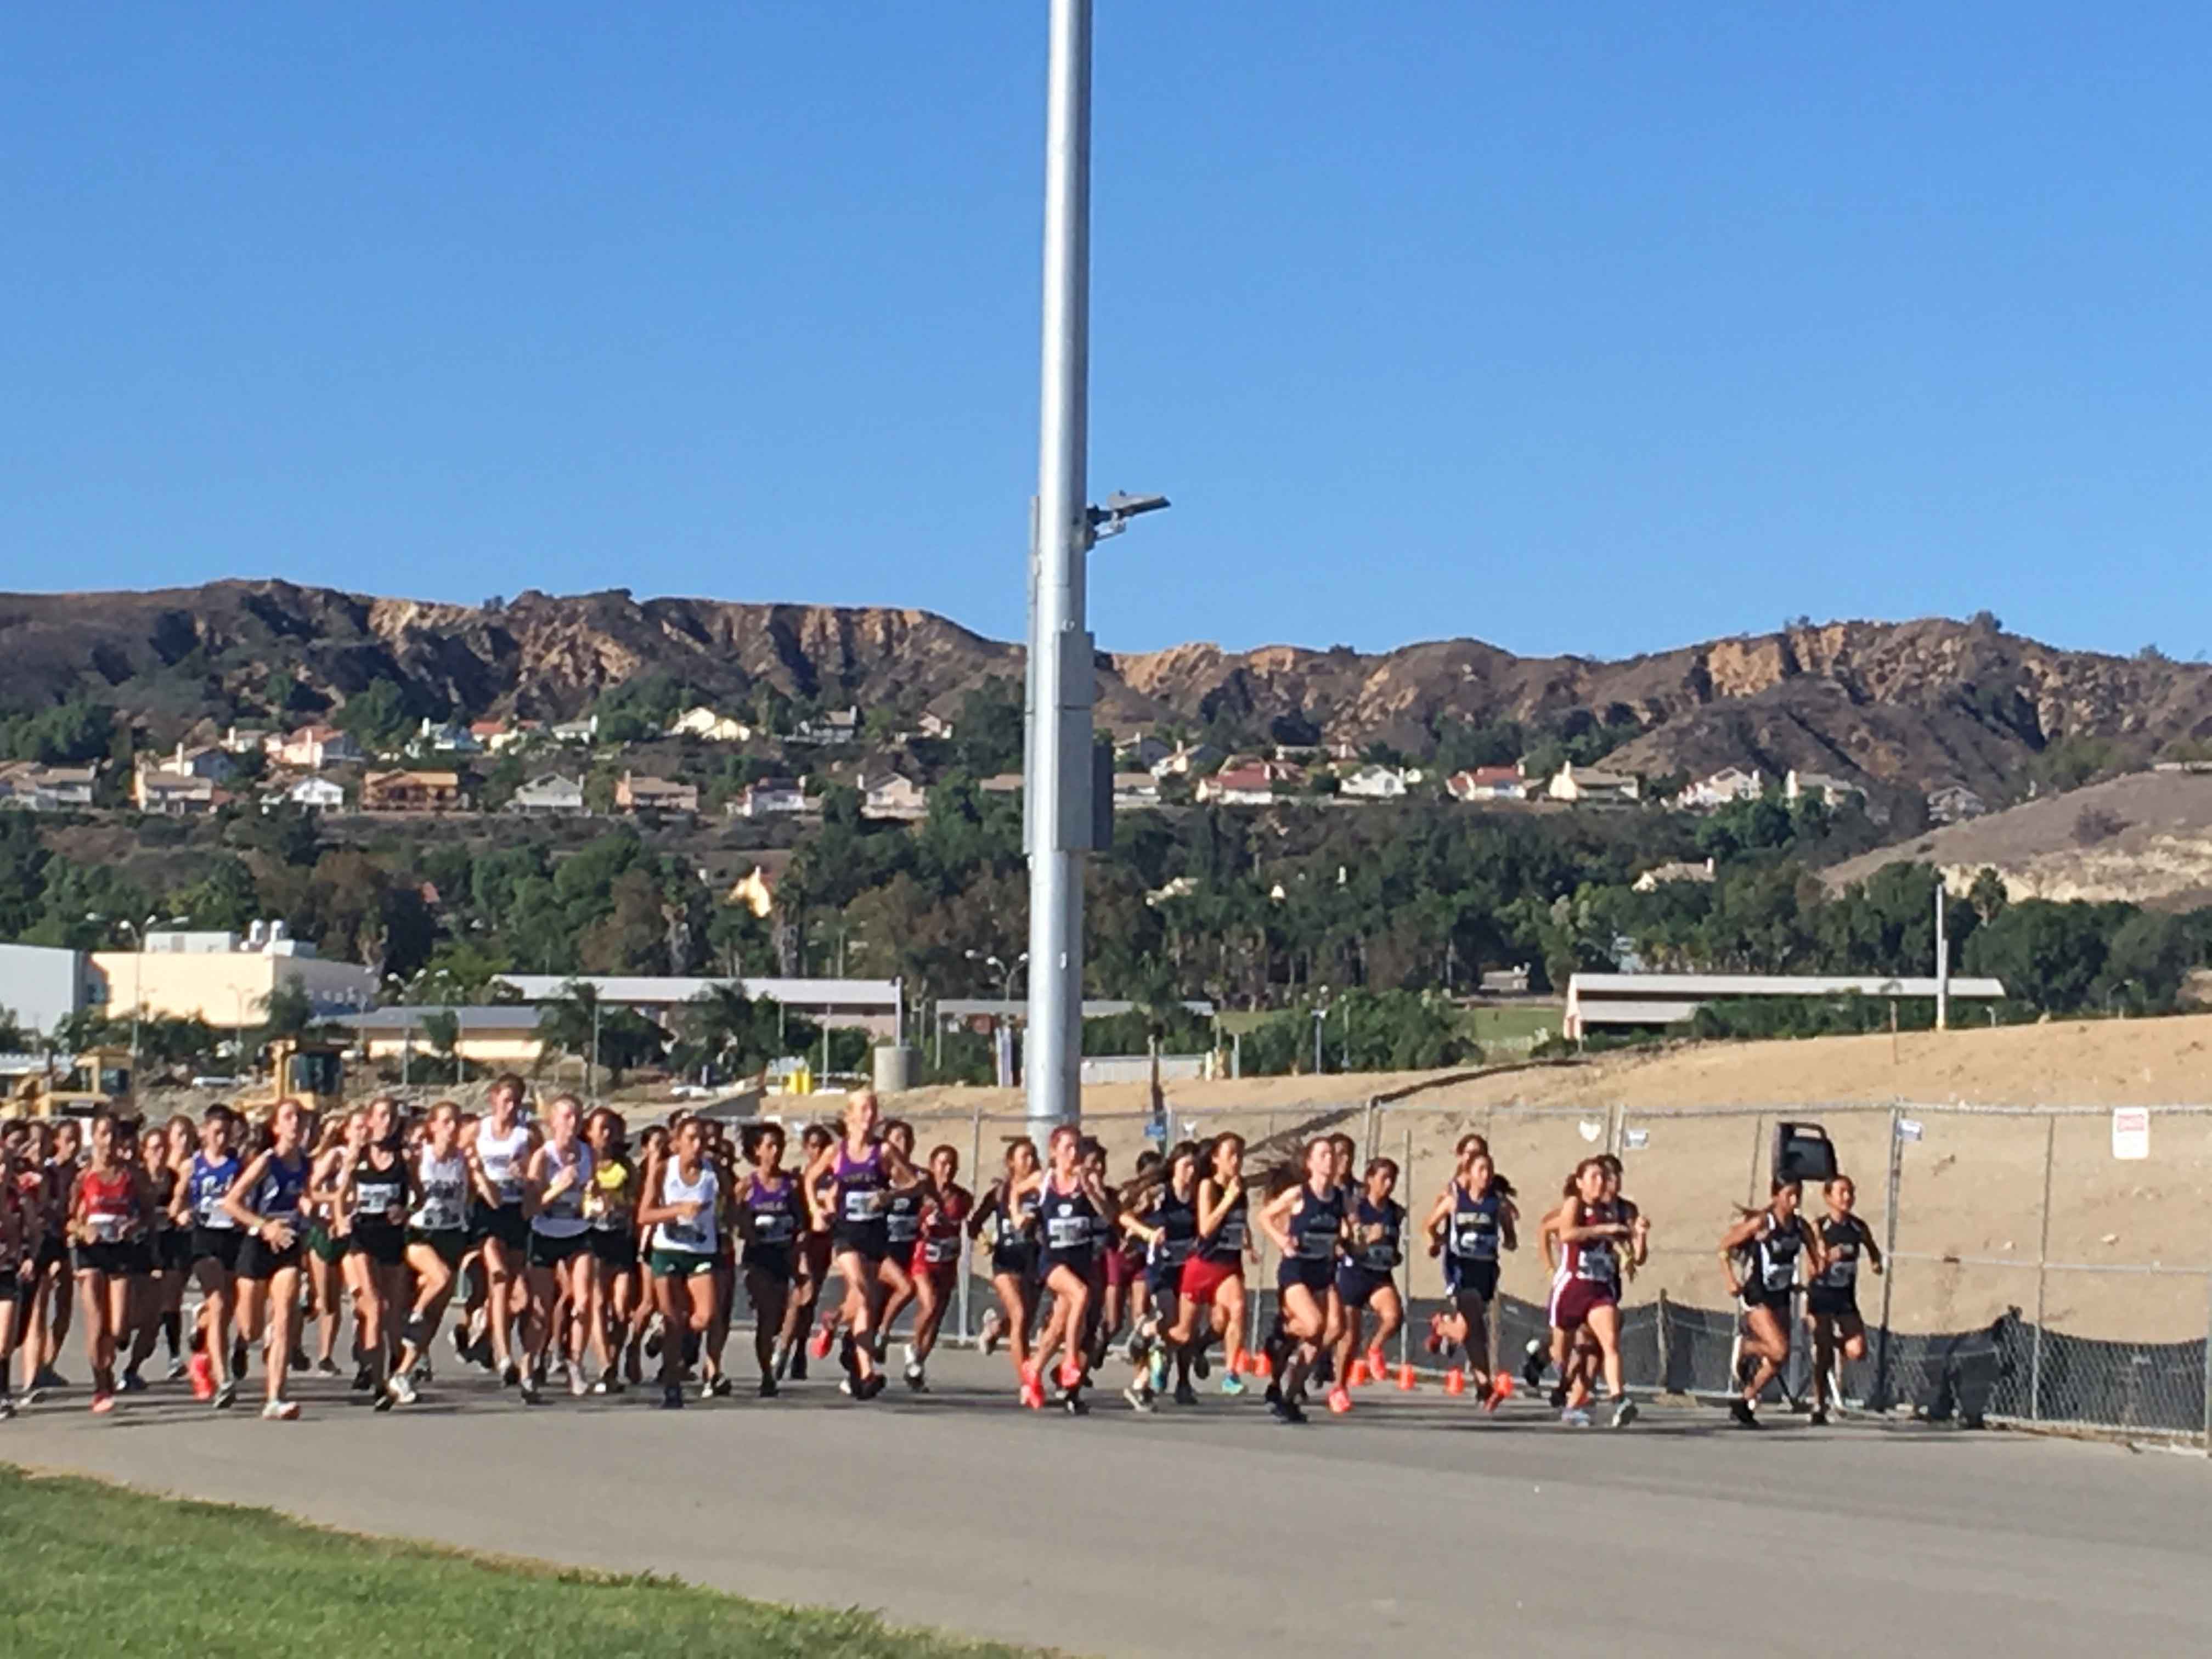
{"left": 1675, "top": 766, "right": 1763, "bottom": 810}
{"left": 616, "top": 773, "right": 698, "bottom": 816}
{"left": 221, "top": 725, "right": 273, "bottom": 755}
{"left": 1446, "top": 766, "right": 1532, "bottom": 803}
{"left": 1339, "top": 764, "right": 1411, "bottom": 800}
{"left": 361, "top": 770, "right": 465, "bottom": 814}
{"left": 1196, "top": 765, "right": 1276, "bottom": 807}
{"left": 1149, "top": 741, "right": 1222, "bottom": 779}
{"left": 1927, "top": 784, "right": 1988, "bottom": 824}
{"left": 271, "top": 726, "right": 363, "bottom": 770}
{"left": 668, "top": 707, "right": 754, "bottom": 743}
{"left": 1117, "top": 734, "right": 1171, "bottom": 772}
{"left": 276, "top": 776, "right": 346, "bottom": 814}
{"left": 470, "top": 719, "right": 539, "bottom": 753}
{"left": 1785, "top": 769, "right": 1859, "bottom": 806}
{"left": 152, "top": 743, "right": 235, "bottom": 783}
{"left": 0, "top": 764, "right": 97, "bottom": 811}
{"left": 1548, "top": 764, "right": 1640, "bottom": 805}
{"left": 1633, "top": 857, "right": 1717, "bottom": 893}
{"left": 550, "top": 716, "right": 600, "bottom": 745}
{"left": 134, "top": 768, "right": 219, "bottom": 815}
{"left": 859, "top": 773, "right": 928, "bottom": 822}
{"left": 414, "top": 718, "right": 481, "bottom": 755}
{"left": 914, "top": 712, "right": 956, "bottom": 741}
{"left": 508, "top": 774, "right": 586, "bottom": 817}
{"left": 1111, "top": 772, "right": 1160, "bottom": 810}
{"left": 792, "top": 707, "right": 859, "bottom": 746}
{"left": 731, "top": 778, "right": 808, "bottom": 819}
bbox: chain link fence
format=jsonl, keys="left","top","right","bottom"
{"left": 884, "top": 1094, "right": 2210, "bottom": 1446}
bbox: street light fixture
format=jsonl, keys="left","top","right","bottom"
{"left": 88, "top": 911, "right": 188, "bottom": 1082}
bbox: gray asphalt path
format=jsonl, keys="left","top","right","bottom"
{"left": 3, "top": 1347, "right": 2205, "bottom": 1656}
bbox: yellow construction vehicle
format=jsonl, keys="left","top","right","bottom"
{"left": 229, "top": 1036, "right": 350, "bottom": 1120}
{"left": 7, "top": 1047, "right": 134, "bottom": 1119}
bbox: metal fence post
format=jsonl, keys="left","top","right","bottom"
{"left": 1402, "top": 1122, "right": 1415, "bottom": 1371}
{"left": 2030, "top": 1115, "right": 2055, "bottom": 1421}
{"left": 2201, "top": 1270, "right": 2211, "bottom": 1454}
{"left": 1873, "top": 1106, "right": 1903, "bottom": 1411}
{"left": 961, "top": 1101, "right": 983, "bottom": 1342}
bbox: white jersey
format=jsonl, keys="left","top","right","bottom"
{"left": 653, "top": 1159, "right": 719, "bottom": 1257}
{"left": 531, "top": 1140, "right": 595, "bottom": 1239}
{"left": 410, "top": 1147, "right": 470, "bottom": 1233}
{"left": 476, "top": 1120, "right": 531, "bottom": 1206}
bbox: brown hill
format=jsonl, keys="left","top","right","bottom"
{"left": 5, "top": 581, "right": 2211, "bottom": 798}
{"left": 1822, "top": 768, "right": 2212, "bottom": 910}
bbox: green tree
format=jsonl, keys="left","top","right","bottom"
{"left": 333, "top": 680, "right": 414, "bottom": 754}
{"left": 420, "top": 1008, "right": 464, "bottom": 1081}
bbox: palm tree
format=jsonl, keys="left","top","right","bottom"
{"left": 421, "top": 1008, "right": 463, "bottom": 1084}
{"left": 680, "top": 983, "right": 776, "bottom": 1086}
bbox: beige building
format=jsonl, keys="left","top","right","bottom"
{"left": 90, "top": 928, "right": 377, "bottom": 1029}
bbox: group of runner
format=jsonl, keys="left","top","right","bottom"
{"left": 0, "top": 1077, "right": 1881, "bottom": 1428}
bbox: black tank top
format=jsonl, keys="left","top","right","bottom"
{"left": 1751, "top": 1211, "right": 1803, "bottom": 1294}
{"left": 1149, "top": 1189, "right": 1198, "bottom": 1267}
{"left": 353, "top": 1149, "right": 407, "bottom": 1229}
{"left": 1039, "top": 1177, "right": 1098, "bottom": 1258}
{"left": 1200, "top": 1185, "right": 1248, "bottom": 1263}
{"left": 1817, "top": 1214, "right": 1867, "bottom": 1290}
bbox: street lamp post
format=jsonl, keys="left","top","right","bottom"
{"left": 1024, "top": 0, "right": 1167, "bottom": 1132}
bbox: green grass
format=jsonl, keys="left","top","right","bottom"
{"left": 0, "top": 1466, "right": 1039, "bottom": 1658}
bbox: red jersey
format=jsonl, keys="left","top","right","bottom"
{"left": 914, "top": 1184, "right": 973, "bottom": 1269}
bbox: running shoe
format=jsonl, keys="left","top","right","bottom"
{"left": 1521, "top": 1341, "right": 1546, "bottom": 1390}
{"left": 1485, "top": 1373, "right": 1515, "bottom": 1414}
{"left": 644, "top": 1321, "right": 664, "bottom": 1359}
{"left": 902, "top": 1342, "right": 919, "bottom": 1375}
{"left": 771, "top": 1341, "right": 793, "bottom": 1381}
{"left": 758, "top": 1375, "right": 778, "bottom": 1399}
{"left": 1559, "top": 1406, "right": 1593, "bottom": 1429}
{"left": 117, "top": 1370, "right": 146, "bottom": 1395}
{"left": 386, "top": 1372, "right": 419, "bottom": 1407}
{"left": 1548, "top": 1384, "right": 1568, "bottom": 1410}
{"left": 518, "top": 1372, "right": 541, "bottom": 1406}
{"left": 1060, "top": 1391, "right": 1088, "bottom": 1417}
{"left": 231, "top": 1340, "right": 249, "bottom": 1377}
{"left": 0, "top": 1396, "right": 15, "bottom": 1420}
{"left": 570, "top": 1366, "right": 589, "bottom": 1399}
{"left": 549, "top": 1357, "right": 569, "bottom": 1385}
{"left": 1327, "top": 1386, "right": 1353, "bottom": 1415}
{"left": 1730, "top": 1398, "right": 1761, "bottom": 1429}
{"left": 1423, "top": 1315, "right": 1444, "bottom": 1356}
{"left": 1125, "top": 1321, "right": 1152, "bottom": 1367}
{"left": 1809, "top": 1407, "right": 1829, "bottom": 1427}
{"left": 1269, "top": 1395, "right": 1308, "bottom": 1426}
{"left": 372, "top": 1390, "right": 394, "bottom": 1414}
{"left": 89, "top": 1392, "right": 115, "bottom": 1415}
{"left": 262, "top": 1398, "right": 300, "bottom": 1421}
{"left": 450, "top": 1325, "right": 472, "bottom": 1363}
{"left": 1609, "top": 1396, "right": 1638, "bottom": 1430}
{"left": 1218, "top": 1373, "right": 1245, "bottom": 1397}
{"left": 660, "top": 1384, "right": 685, "bottom": 1410}
{"left": 349, "top": 1363, "right": 374, "bottom": 1393}
{"left": 33, "top": 1367, "right": 66, "bottom": 1390}
{"left": 856, "top": 1372, "right": 887, "bottom": 1402}
{"left": 1365, "top": 1345, "right": 1387, "bottom": 1379}
{"left": 1192, "top": 1348, "right": 1210, "bottom": 1380}
{"left": 313, "top": 1356, "right": 337, "bottom": 1378}
{"left": 1123, "top": 1380, "right": 1154, "bottom": 1413}
{"left": 1019, "top": 1379, "right": 1046, "bottom": 1409}
{"left": 1173, "top": 1379, "right": 1198, "bottom": 1407}
{"left": 213, "top": 1380, "right": 238, "bottom": 1410}
{"left": 188, "top": 1352, "right": 216, "bottom": 1401}
{"left": 165, "top": 1356, "right": 189, "bottom": 1383}
{"left": 709, "top": 1373, "right": 733, "bottom": 1398}
{"left": 905, "top": 1364, "right": 927, "bottom": 1393}
{"left": 808, "top": 1324, "right": 834, "bottom": 1362}
{"left": 979, "top": 1310, "right": 1003, "bottom": 1356}
{"left": 21, "top": 1387, "right": 43, "bottom": 1407}
{"left": 501, "top": 1362, "right": 521, "bottom": 1389}
{"left": 787, "top": 1350, "right": 808, "bottom": 1383}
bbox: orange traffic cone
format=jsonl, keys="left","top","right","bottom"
{"left": 1346, "top": 1358, "right": 1369, "bottom": 1388}
{"left": 1254, "top": 1350, "right": 1274, "bottom": 1380}
{"left": 1228, "top": 1347, "right": 1249, "bottom": 1376}
{"left": 1444, "top": 1367, "right": 1466, "bottom": 1397}
{"left": 1397, "top": 1363, "right": 1418, "bottom": 1392}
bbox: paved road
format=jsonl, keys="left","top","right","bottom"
{"left": 3, "top": 1348, "right": 2205, "bottom": 1656}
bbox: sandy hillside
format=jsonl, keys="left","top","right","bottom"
{"left": 885, "top": 1016, "right": 2212, "bottom": 1342}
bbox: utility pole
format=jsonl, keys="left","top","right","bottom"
{"left": 1023, "top": 1, "right": 1168, "bottom": 1131}
{"left": 1024, "top": 0, "right": 1096, "bottom": 1135}
{"left": 1934, "top": 882, "right": 1949, "bottom": 1031}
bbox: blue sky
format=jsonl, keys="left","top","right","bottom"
{"left": 3, "top": 5, "right": 2207, "bottom": 662}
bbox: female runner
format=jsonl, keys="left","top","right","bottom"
{"left": 637, "top": 1115, "right": 723, "bottom": 1410}
{"left": 69, "top": 1113, "right": 151, "bottom": 1415}
{"left": 302, "top": 1109, "right": 360, "bottom": 1379}
{"left": 519, "top": 1093, "right": 597, "bottom": 1402}
{"left": 337, "top": 1096, "right": 413, "bottom": 1409}
{"left": 803, "top": 1091, "right": 912, "bottom": 1400}
{"left": 120, "top": 1119, "right": 184, "bottom": 1391}
{"left": 1161, "top": 1133, "right": 1252, "bottom": 1395}
{"left": 1424, "top": 1139, "right": 1517, "bottom": 1406}
{"left": 1550, "top": 1157, "right": 1637, "bottom": 1429}
{"left": 223, "top": 1099, "right": 312, "bottom": 1420}
{"left": 899, "top": 1144, "right": 971, "bottom": 1391}
{"left": 1029, "top": 1123, "right": 1111, "bottom": 1412}
{"left": 1257, "top": 1139, "right": 1344, "bottom": 1424}
{"left": 970, "top": 1137, "right": 1042, "bottom": 1385}
{"left": 392, "top": 1100, "right": 476, "bottom": 1402}
{"left": 26, "top": 1119, "right": 80, "bottom": 1397}
{"left": 770, "top": 1122, "right": 834, "bottom": 1380}
{"left": 465, "top": 1075, "right": 537, "bottom": 1387}
{"left": 1125, "top": 1141, "right": 1202, "bottom": 1409}
{"left": 1807, "top": 1175, "right": 1881, "bottom": 1425}
{"left": 872, "top": 1119, "right": 926, "bottom": 1363}
{"left": 1719, "top": 1178, "right": 1823, "bottom": 1429}
{"left": 735, "top": 1122, "right": 799, "bottom": 1396}
{"left": 582, "top": 1108, "right": 639, "bottom": 1395}
{"left": 0, "top": 1128, "right": 32, "bottom": 1417}
{"left": 182, "top": 1107, "right": 244, "bottom": 1408}
{"left": 1335, "top": 1156, "right": 1408, "bottom": 1393}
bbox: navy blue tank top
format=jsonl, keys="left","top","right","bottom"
{"left": 1447, "top": 1183, "right": 1503, "bottom": 1262}
{"left": 1351, "top": 1195, "right": 1403, "bottom": 1272}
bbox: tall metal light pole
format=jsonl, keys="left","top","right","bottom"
{"left": 1024, "top": 0, "right": 1097, "bottom": 1133}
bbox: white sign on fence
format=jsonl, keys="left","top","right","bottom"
{"left": 2111, "top": 1107, "right": 2151, "bottom": 1161}
{"left": 1623, "top": 1128, "right": 1649, "bottom": 1150}
{"left": 1577, "top": 1119, "right": 1604, "bottom": 1143}
{"left": 1897, "top": 1118, "right": 1924, "bottom": 1142}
